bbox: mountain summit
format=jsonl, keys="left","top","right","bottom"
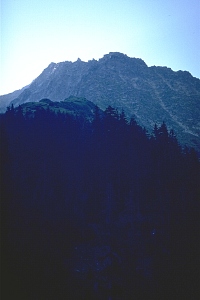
{"left": 1, "top": 52, "right": 200, "bottom": 151}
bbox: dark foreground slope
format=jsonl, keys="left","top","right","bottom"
{"left": 1, "top": 104, "right": 199, "bottom": 299}
{"left": 1, "top": 52, "right": 199, "bottom": 151}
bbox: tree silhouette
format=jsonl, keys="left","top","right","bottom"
{"left": 1, "top": 102, "right": 199, "bottom": 299}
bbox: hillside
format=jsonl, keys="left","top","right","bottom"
{"left": 17, "top": 96, "right": 98, "bottom": 120}
{"left": 1, "top": 102, "right": 199, "bottom": 299}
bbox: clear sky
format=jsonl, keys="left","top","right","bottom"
{"left": 0, "top": 0, "right": 200, "bottom": 95}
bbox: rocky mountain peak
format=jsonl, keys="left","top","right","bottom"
{"left": 0, "top": 52, "right": 199, "bottom": 152}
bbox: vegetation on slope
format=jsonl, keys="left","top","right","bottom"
{"left": 1, "top": 102, "right": 199, "bottom": 299}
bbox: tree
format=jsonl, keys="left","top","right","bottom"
{"left": 157, "top": 121, "right": 168, "bottom": 144}
{"left": 119, "top": 109, "right": 128, "bottom": 126}
{"left": 92, "top": 105, "right": 102, "bottom": 135}
{"left": 153, "top": 123, "right": 159, "bottom": 140}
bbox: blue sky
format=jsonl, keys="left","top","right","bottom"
{"left": 1, "top": 0, "right": 200, "bottom": 95}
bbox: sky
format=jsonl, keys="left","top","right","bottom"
{"left": 0, "top": 0, "right": 200, "bottom": 95}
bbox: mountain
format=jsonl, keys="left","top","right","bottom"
{"left": 1, "top": 52, "right": 200, "bottom": 151}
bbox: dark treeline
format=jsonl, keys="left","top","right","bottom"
{"left": 1, "top": 104, "right": 199, "bottom": 299}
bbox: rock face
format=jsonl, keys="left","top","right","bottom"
{"left": 0, "top": 84, "right": 30, "bottom": 113}
{"left": 1, "top": 52, "right": 200, "bottom": 150}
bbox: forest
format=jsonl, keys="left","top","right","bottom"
{"left": 1, "top": 104, "right": 199, "bottom": 299}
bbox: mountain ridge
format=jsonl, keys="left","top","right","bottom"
{"left": 0, "top": 52, "right": 199, "bottom": 151}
